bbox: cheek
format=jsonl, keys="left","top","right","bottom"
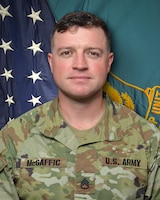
{"left": 93, "top": 64, "right": 109, "bottom": 83}
{"left": 93, "top": 62, "right": 108, "bottom": 75}
{"left": 50, "top": 59, "right": 61, "bottom": 74}
{"left": 53, "top": 57, "right": 70, "bottom": 69}
{"left": 51, "top": 61, "right": 67, "bottom": 81}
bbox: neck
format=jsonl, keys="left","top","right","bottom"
{"left": 58, "top": 92, "right": 105, "bottom": 130}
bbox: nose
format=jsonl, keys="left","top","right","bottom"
{"left": 72, "top": 52, "right": 88, "bottom": 70}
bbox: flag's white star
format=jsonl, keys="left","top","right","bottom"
{"left": 27, "top": 70, "right": 42, "bottom": 84}
{"left": 5, "top": 94, "right": 15, "bottom": 106}
{"left": 1, "top": 68, "right": 14, "bottom": 81}
{"left": 28, "top": 95, "right": 42, "bottom": 106}
{"left": 0, "top": 39, "right": 13, "bottom": 54}
{"left": 0, "top": 5, "right": 12, "bottom": 21}
{"left": 27, "top": 7, "right": 43, "bottom": 24}
{"left": 8, "top": 117, "right": 14, "bottom": 123}
{"left": 27, "top": 40, "right": 43, "bottom": 55}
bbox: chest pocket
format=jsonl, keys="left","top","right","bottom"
{"left": 102, "top": 156, "right": 147, "bottom": 169}
{"left": 15, "top": 157, "right": 67, "bottom": 181}
{"left": 14, "top": 157, "right": 71, "bottom": 200}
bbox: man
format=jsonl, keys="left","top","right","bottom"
{"left": 0, "top": 11, "right": 159, "bottom": 200}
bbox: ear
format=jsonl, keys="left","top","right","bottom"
{"left": 107, "top": 52, "right": 114, "bottom": 73}
{"left": 48, "top": 53, "right": 54, "bottom": 73}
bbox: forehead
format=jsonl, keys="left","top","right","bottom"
{"left": 52, "top": 26, "right": 108, "bottom": 48}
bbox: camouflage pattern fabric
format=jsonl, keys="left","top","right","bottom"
{"left": 0, "top": 96, "right": 159, "bottom": 200}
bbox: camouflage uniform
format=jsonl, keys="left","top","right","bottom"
{"left": 0, "top": 96, "right": 160, "bottom": 200}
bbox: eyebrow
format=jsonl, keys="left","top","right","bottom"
{"left": 56, "top": 46, "right": 104, "bottom": 52}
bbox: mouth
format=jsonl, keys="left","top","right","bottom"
{"left": 68, "top": 76, "right": 91, "bottom": 79}
{"left": 67, "top": 76, "right": 91, "bottom": 84}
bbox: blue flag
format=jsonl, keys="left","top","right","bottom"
{"left": 0, "top": 0, "right": 58, "bottom": 129}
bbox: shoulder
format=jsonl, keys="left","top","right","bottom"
{"left": 0, "top": 98, "right": 57, "bottom": 142}
{"left": 106, "top": 96, "right": 160, "bottom": 143}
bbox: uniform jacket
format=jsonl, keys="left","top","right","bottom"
{"left": 0, "top": 96, "right": 160, "bottom": 200}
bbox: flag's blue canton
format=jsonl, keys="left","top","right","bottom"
{"left": 0, "top": 0, "right": 58, "bottom": 129}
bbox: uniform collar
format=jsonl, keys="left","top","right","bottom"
{"left": 39, "top": 96, "right": 124, "bottom": 151}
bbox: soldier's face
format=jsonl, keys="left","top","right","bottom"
{"left": 48, "top": 26, "right": 114, "bottom": 100}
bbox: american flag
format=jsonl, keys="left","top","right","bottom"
{"left": 0, "top": 0, "right": 58, "bottom": 129}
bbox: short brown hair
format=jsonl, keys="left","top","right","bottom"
{"left": 50, "top": 11, "right": 111, "bottom": 51}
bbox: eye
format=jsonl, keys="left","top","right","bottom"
{"left": 59, "top": 49, "right": 73, "bottom": 58}
{"left": 86, "top": 50, "right": 102, "bottom": 58}
{"left": 61, "top": 51, "right": 71, "bottom": 56}
{"left": 90, "top": 51, "right": 100, "bottom": 57}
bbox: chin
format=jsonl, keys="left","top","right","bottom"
{"left": 69, "top": 92, "right": 101, "bottom": 101}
